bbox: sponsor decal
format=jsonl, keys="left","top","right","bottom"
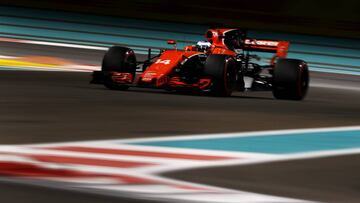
{"left": 245, "top": 39, "right": 279, "bottom": 46}
{"left": 142, "top": 71, "right": 157, "bottom": 81}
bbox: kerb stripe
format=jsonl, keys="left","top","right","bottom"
{"left": 45, "top": 146, "right": 234, "bottom": 160}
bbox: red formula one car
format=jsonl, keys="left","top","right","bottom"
{"left": 92, "top": 28, "right": 309, "bottom": 100}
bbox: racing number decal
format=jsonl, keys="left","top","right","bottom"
{"left": 155, "top": 59, "right": 171, "bottom": 65}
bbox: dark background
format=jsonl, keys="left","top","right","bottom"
{"left": 0, "top": 0, "right": 359, "bottom": 38}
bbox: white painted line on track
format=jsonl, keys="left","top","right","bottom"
{"left": 0, "top": 66, "right": 96, "bottom": 72}
{"left": 108, "top": 125, "right": 360, "bottom": 143}
{"left": 1, "top": 126, "right": 360, "bottom": 202}
{"left": 0, "top": 55, "right": 18, "bottom": 59}
{"left": 0, "top": 130, "right": 328, "bottom": 202}
{"left": 17, "top": 126, "right": 360, "bottom": 173}
{"left": 310, "top": 82, "right": 360, "bottom": 91}
{"left": 0, "top": 37, "right": 108, "bottom": 51}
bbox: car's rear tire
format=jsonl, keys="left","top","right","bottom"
{"left": 203, "top": 55, "right": 237, "bottom": 97}
{"left": 102, "top": 46, "right": 137, "bottom": 90}
{"left": 272, "top": 58, "right": 309, "bottom": 100}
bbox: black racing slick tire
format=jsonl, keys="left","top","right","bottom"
{"left": 203, "top": 55, "right": 237, "bottom": 97}
{"left": 102, "top": 46, "right": 137, "bottom": 90}
{"left": 272, "top": 58, "right": 309, "bottom": 100}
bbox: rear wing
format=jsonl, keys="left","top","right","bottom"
{"left": 244, "top": 39, "right": 289, "bottom": 58}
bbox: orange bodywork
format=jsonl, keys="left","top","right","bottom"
{"left": 138, "top": 50, "right": 202, "bottom": 87}
{"left": 207, "top": 28, "right": 289, "bottom": 62}
{"left": 137, "top": 28, "right": 289, "bottom": 88}
{"left": 206, "top": 29, "right": 237, "bottom": 56}
{"left": 244, "top": 39, "right": 289, "bottom": 65}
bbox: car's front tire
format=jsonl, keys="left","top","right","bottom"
{"left": 102, "top": 46, "right": 137, "bottom": 90}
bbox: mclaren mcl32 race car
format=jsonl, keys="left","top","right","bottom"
{"left": 91, "top": 28, "right": 309, "bottom": 100}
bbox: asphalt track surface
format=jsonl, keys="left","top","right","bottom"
{"left": 0, "top": 42, "right": 360, "bottom": 203}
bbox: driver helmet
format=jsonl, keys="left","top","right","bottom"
{"left": 196, "top": 41, "right": 211, "bottom": 52}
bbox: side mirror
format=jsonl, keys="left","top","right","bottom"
{"left": 167, "top": 40, "right": 177, "bottom": 50}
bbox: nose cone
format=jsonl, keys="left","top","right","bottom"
{"left": 139, "top": 50, "right": 184, "bottom": 86}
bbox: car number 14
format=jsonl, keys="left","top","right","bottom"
{"left": 155, "top": 59, "right": 171, "bottom": 65}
